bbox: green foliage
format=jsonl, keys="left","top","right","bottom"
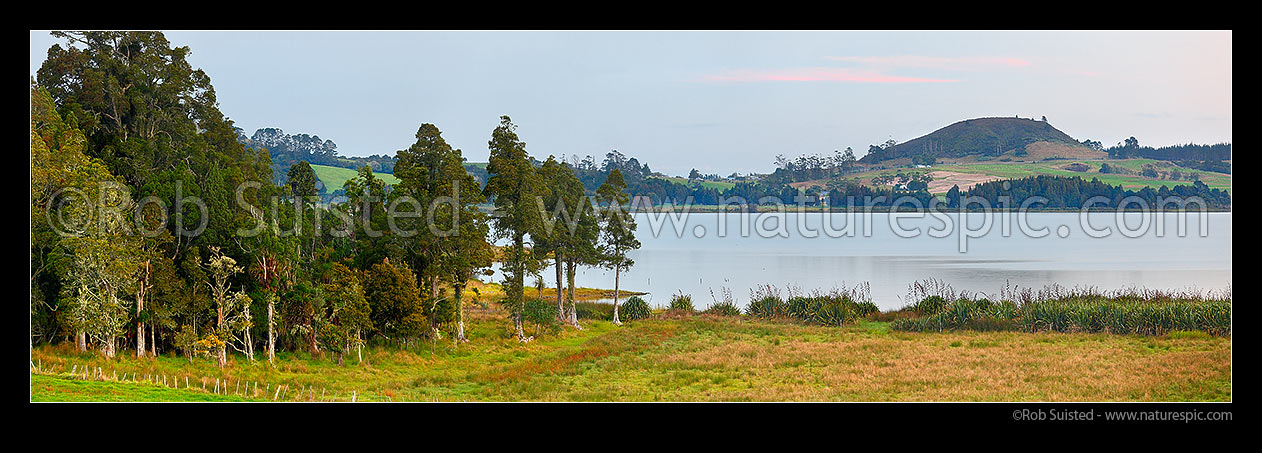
{"left": 746, "top": 294, "right": 786, "bottom": 319}
{"left": 910, "top": 296, "right": 948, "bottom": 315}
{"left": 319, "top": 263, "right": 372, "bottom": 357}
{"left": 484, "top": 116, "right": 546, "bottom": 336}
{"left": 702, "top": 301, "right": 742, "bottom": 317}
{"left": 523, "top": 298, "right": 561, "bottom": 335}
{"left": 891, "top": 288, "right": 1231, "bottom": 336}
{"left": 620, "top": 296, "right": 652, "bottom": 322}
{"left": 668, "top": 293, "right": 695, "bottom": 313}
{"left": 702, "top": 295, "right": 743, "bottom": 317}
{"left": 287, "top": 161, "right": 318, "bottom": 198}
{"left": 362, "top": 259, "right": 426, "bottom": 342}
{"left": 596, "top": 168, "right": 641, "bottom": 272}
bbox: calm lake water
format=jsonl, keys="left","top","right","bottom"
{"left": 492, "top": 212, "right": 1232, "bottom": 311}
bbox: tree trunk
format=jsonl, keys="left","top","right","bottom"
{"left": 136, "top": 259, "right": 150, "bottom": 358}
{"left": 150, "top": 325, "right": 157, "bottom": 357}
{"left": 267, "top": 296, "right": 276, "bottom": 366}
{"left": 514, "top": 314, "right": 527, "bottom": 341}
{"left": 357, "top": 330, "right": 363, "bottom": 364}
{"left": 104, "top": 336, "right": 116, "bottom": 359}
{"left": 137, "top": 322, "right": 145, "bottom": 358}
{"left": 77, "top": 330, "right": 86, "bottom": 352}
{"left": 512, "top": 232, "right": 530, "bottom": 342}
{"left": 554, "top": 253, "right": 565, "bottom": 322}
{"left": 566, "top": 260, "right": 581, "bottom": 329}
{"left": 454, "top": 282, "right": 468, "bottom": 343}
{"left": 612, "top": 263, "right": 622, "bottom": 325}
{"left": 217, "top": 297, "right": 226, "bottom": 367}
{"left": 430, "top": 274, "right": 441, "bottom": 338}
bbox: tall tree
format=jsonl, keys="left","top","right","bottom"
{"left": 392, "top": 123, "right": 474, "bottom": 338}
{"left": 536, "top": 156, "right": 596, "bottom": 328}
{"left": 595, "top": 169, "right": 640, "bottom": 325}
{"left": 483, "top": 116, "right": 545, "bottom": 341}
{"left": 394, "top": 124, "right": 493, "bottom": 343}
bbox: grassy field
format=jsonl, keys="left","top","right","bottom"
{"left": 310, "top": 164, "right": 400, "bottom": 194}
{"left": 846, "top": 158, "right": 1230, "bottom": 195}
{"left": 935, "top": 159, "right": 1231, "bottom": 192}
{"left": 30, "top": 308, "right": 1230, "bottom": 402}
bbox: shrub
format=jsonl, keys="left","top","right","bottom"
{"left": 850, "top": 300, "right": 879, "bottom": 318}
{"left": 811, "top": 297, "right": 850, "bottom": 326}
{"left": 704, "top": 287, "right": 743, "bottom": 317}
{"left": 786, "top": 296, "right": 814, "bottom": 321}
{"left": 668, "top": 292, "right": 695, "bottom": 313}
{"left": 746, "top": 284, "right": 785, "bottom": 318}
{"left": 523, "top": 298, "right": 560, "bottom": 336}
{"left": 910, "top": 296, "right": 948, "bottom": 315}
{"left": 619, "top": 296, "right": 652, "bottom": 322}
{"left": 746, "top": 295, "right": 786, "bottom": 318}
{"left": 703, "top": 300, "right": 742, "bottom": 317}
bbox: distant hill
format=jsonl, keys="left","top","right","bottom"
{"left": 310, "top": 164, "right": 400, "bottom": 195}
{"left": 860, "top": 117, "right": 1083, "bottom": 163}
{"left": 236, "top": 127, "right": 397, "bottom": 183}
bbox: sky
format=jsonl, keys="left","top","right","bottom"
{"left": 29, "top": 30, "right": 1232, "bottom": 177}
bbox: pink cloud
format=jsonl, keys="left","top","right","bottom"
{"left": 702, "top": 68, "right": 959, "bottom": 83}
{"left": 825, "top": 55, "right": 1033, "bottom": 70}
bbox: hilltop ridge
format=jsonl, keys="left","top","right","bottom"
{"left": 861, "top": 117, "right": 1084, "bottom": 163}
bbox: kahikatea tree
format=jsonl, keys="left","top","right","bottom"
{"left": 483, "top": 116, "right": 545, "bottom": 341}
{"left": 394, "top": 124, "right": 494, "bottom": 343}
{"left": 596, "top": 169, "right": 641, "bottom": 326}
{"left": 535, "top": 156, "right": 596, "bottom": 328}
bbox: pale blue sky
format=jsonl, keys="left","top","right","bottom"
{"left": 30, "top": 30, "right": 1232, "bottom": 177}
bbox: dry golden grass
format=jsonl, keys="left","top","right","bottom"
{"left": 31, "top": 313, "right": 1230, "bottom": 402}
{"left": 639, "top": 322, "right": 1229, "bottom": 401}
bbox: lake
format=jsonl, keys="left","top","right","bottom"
{"left": 492, "top": 212, "right": 1232, "bottom": 310}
